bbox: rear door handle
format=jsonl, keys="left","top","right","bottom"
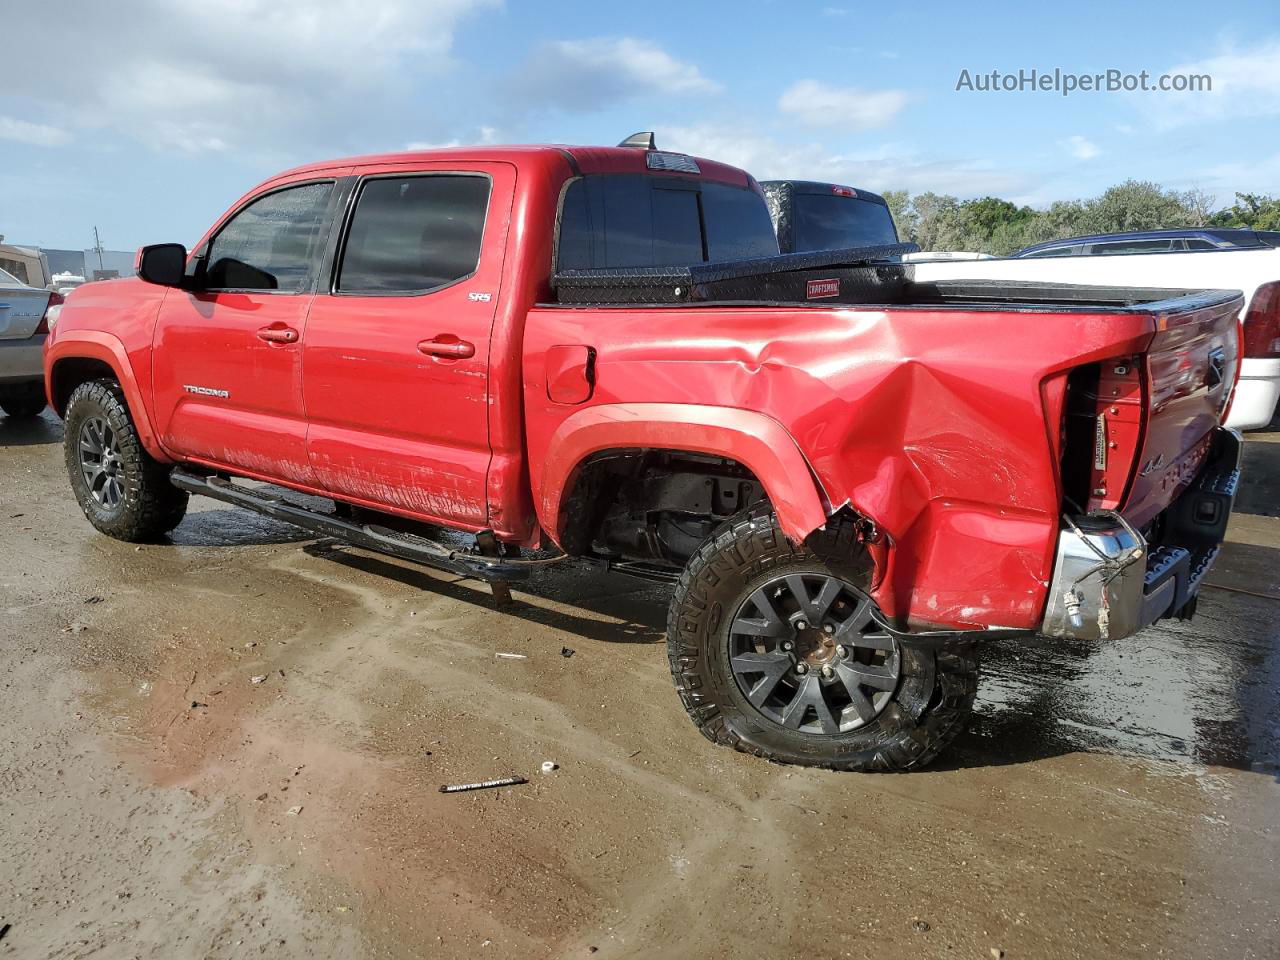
{"left": 418, "top": 336, "right": 475, "bottom": 359}
{"left": 257, "top": 325, "right": 299, "bottom": 344}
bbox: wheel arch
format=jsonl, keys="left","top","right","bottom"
{"left": 46, "top": 334, "right": 169, "bottom": 462}
{"left": 537, "top": 403, "right": 830, "bottom": 547}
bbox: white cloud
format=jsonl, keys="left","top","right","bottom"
{"left": 1138, "top": 37, "right": 1280, "bottom": 128}
{"left": 1061, "top": 135, "right": 1101, "bottom": 160}
{"left": 405, "top": 126, "right": 500, "bottom": 151}
{"left": 510, "top": 37, "right": 720, "bottom": 111}
{"left": 1, "top": 0, "right": 497, "bottom": 154}
{"left": 0, "top": 116, "right": 72, "bottom": 147}
{"left": 778, "top": 80, "right": 908, "bottom": 130}
{"left": 657, "top": 124, "right": 1028, "bottom": 198}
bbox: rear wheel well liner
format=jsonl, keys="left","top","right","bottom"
{"left": 538, "top": 403, "right": 831, "bottom": 548}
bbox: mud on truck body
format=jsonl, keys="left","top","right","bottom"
{"left": 44, "top": 136, "right": 1244, "bottom": 771}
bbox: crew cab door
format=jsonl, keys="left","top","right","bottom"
{"left": 301, "top": 162, "right": 513, "bottom": 526}
{"left": 151, "top": 178, "right": 342, "bottom": 484}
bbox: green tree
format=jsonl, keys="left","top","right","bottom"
{"left": 1208, "top": 193, "right": 1280, "bottom": 231}
{"left": 1076, "top": 180, "right": 1201, "bottom": 234}
{"left": 882, "top": 190, "right": 915, "bottom": 241}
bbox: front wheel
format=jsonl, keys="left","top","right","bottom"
{"left": 63, "top": 379, "right": 189, "bottom": 542}
{"left": 666, "top": 507, "right": 977, "bottom": 772}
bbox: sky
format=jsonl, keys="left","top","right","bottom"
{"left": 2, "top": 0, "right": 1279, "bottom": 250}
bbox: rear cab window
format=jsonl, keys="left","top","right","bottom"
{"left": 557, "top": 174, "right": 778, "bottom": 270}
{"left": 792, "top": 195, "right": 898, "bottom": 251}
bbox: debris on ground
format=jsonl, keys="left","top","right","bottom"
{"left": 540, "top": 761, "right": 558, "bottom": 774}
{"left": 990, "top": 949, "right": 1005, "bottom": 959}
{"left": 84, "top": 596, "right": 104, "bottom": 605}
{"left": 439, "top": 776, "right": 528, "bottom": 794}
{"left": 190, "top": 701, "right": 208, "bottom": 709}
{"left": 250, "top": 675, "right": 267, "bottom": 684}
{"left": 911, "top": 919, "right": 931, "bottom": 932}
{"left": 495, "top": 652, "right": 527, "bottom": 660}
{"left": 561, "top": 646, "right": 575, "bottom": 658}
{"left": 286, "top": 806, "right": 303, "bottom": 816}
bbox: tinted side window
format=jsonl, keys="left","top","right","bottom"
{"left": 1090, "top": 239, "right": 1175, "bottom": 255}
{"left": 338, "top": 176, "right": 490, "bottom": 293}
{"left": 1184, "top": 238, "right": 1216, "bottom": 250}
{"left": 205, "top": 182, "right": 334, "bottom": 292}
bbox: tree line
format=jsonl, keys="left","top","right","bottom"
{"left": 880, "top": 184, "right": 1280, "bottom": 255}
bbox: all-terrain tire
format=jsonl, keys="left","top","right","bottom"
{"left": 63, "top": 379, "right": 189, "bottom": 542}
{"left": 0, "top": 384, "right": 48, "bottom": 418}
{"left": 666, "top": 505, "right": 978, "bottom": 772}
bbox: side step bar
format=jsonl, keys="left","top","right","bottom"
{"left": 170, "top": 469, "right": 534, "bottom": 582}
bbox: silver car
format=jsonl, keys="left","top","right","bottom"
{"left": 0, "top": 265, "right": 56, "bottom": 418}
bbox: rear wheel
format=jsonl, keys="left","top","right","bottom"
{"left": 667, "top": 506, "right": 978, "bottom": 771}
{"left": 0, "top": 383, "right": 47, "bottom": 418}
{"left": 63, "top": 379, "right": 188, "bottom": 542}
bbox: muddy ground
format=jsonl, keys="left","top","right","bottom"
{"left": 1, "top": 411, "right": 1277, "bottom": 960}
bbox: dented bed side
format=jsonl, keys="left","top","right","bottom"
{"left": 522, "top": 293, "right": 1240, "bottom": 634}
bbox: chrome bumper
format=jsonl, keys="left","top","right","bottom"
{"left": 1041, "top": 428, "right": 1242, "bottom": 641}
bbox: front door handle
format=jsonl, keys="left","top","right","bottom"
{"left": 257, "top": 325, "right": 299, "bottom": 344}
{"left": 418, "top": 336, "right": 475, "bottom": 359}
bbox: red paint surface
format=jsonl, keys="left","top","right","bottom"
{"left": 45, "top": 145, "right": 1239, "bottom": 633}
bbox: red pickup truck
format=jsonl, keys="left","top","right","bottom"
{"left": 44, "top": 136, "right": 1244, "bottom": 771}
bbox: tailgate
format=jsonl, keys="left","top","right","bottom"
{"left": 0, "top": 288, "right": 51, "bottom": 340}
{"left": 1123, "top": 295, "right": 1242, "bottom": 525}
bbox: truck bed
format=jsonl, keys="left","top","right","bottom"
{"left": 550, "top": 246, "right": 1242, "bottom": 315}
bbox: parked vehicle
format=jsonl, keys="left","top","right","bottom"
{"left": 44, "top": 136, "right": 1243, "bottom": 771}
{"left": 1013, "top": 228, "right": 1280, "bottom": 258}
{"left": 51, "top": 272, "right": 88, "bottom": 296}
{"left": 762, "top": 180, "right": 898, "bottom": 253}
{"left": 0, "top": 265, "right": 59, "bottom": 418}
{"left": 0, "top": 242, "right": 54, "bottom": 291}
{"left": 909, "top": 246, "right": 1280, "bottom": 429}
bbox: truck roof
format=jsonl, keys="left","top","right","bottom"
{"left": 267, "top": 144, "right": 755, "bottom": 189}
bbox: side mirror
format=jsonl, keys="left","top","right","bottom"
{"left": 136, "top": 243, "right": 188, "bottom": 287}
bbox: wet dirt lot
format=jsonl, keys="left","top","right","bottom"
{"left": 2, "top": 411, "right": 1277, "bottom": 960}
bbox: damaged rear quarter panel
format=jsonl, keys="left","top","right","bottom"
{"left": 523, "top": 303, "right": 1154, "bottom": 631}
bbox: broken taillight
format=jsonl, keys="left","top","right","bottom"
{"left": 1060, "top": 356, "right": 1145, "bottom": 513}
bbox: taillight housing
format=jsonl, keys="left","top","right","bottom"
{"left": 35, "top": 290, "right": 65, "bottom": 335}
{"left": 1060, "top": 356, "right": 1146, "bottom": 513}
{"left": 1242, "top": 282, "right": 1280, "bottom": 358}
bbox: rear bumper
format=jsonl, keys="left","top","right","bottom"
{"left": 1040, "top": 427, "right": 1241, "bottom": 641}
{"left": 1225, "top": 357, "right": 1280, "bottom": 431}
{"left": 0, "top": 333, "right": 46, "bottom": 384}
